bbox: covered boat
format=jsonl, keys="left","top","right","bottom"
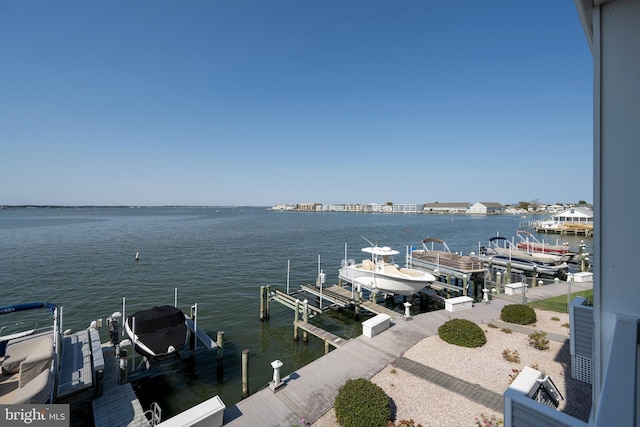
{"left": 125, "top": 305, "right": 188, "bottom": 360}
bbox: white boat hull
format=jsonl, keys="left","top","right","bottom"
{"left": 339, "top": 264, "right": 434, "bottom": 296}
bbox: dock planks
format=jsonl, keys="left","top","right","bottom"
{"left": 92, "top": 344, "right": 146, "bottom": 427}
{"left": 223, "top": 279, "right": 593, "bottom": 426}
{"left": 294, "top": 320, "right": 347, "bottom": 348}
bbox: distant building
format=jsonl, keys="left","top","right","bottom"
{"left": 297, "top": 203, "right": 322, "bottom": 212}
{"left": 392, "top": 204, "right": 417, "bottom": 214}
{"left": 422, "top": 202, "right": 470, "bottom": 214}
{"left": 467, "top": 202, "right": 504, "bottom": 214}
{"left": 536, "top": 206, "right": 593, "bottom": 229}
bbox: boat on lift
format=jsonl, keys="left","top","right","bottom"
{"left": 475, "top": 236, "right": 569, "bottom": 277}
{"left": 515, "top": 230, "right": 575, "bottom": 261}
{"left": 339, "top": 242, "right": 436, "bottom": 296}
{"left": 125, "top": 305, "right": 188, "bottom": 360}
{"left": 408, "top": 237, "right": 485, "bottom": 279}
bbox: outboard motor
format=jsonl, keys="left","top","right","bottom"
{"left": 107, "top": 312, "right": 122, "bottom": 345}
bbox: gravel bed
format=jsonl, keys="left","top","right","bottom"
{"left": 312, "top": 309, "right": 591, "bottom": 427}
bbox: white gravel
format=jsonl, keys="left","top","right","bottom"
{"left": 312, "top": 309, "right": 591, "bottom": 427}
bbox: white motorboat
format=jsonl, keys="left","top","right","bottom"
{"left": 339, "top": 244, "right": 435, "bottom": 296}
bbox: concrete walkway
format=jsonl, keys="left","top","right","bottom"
{"left": 222, "top": 280, "right": 592, "bottom": 426}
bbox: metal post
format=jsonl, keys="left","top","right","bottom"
{"left": 190, "top": 304, "right": 197, "bottom": 351}
{"left": 567, "top": 274, "right": 573, "bottom": 310}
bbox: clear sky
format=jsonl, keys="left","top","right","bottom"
{"left": 0, "top": 1, "right": 592, "bottom": 207}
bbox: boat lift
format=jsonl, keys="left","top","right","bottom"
{"left": 105, "top": 288, "right": 220, "bottom": 381}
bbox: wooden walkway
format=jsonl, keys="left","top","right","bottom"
{"left": 301, "top": 284, "right": 402, "bottom": 319}
{"left": 223, "top": 279, "right": 593, "bottom": 426}
{"left": 294, "top": 320, "right": 348, "bottom": 349}
{"left": 92, "top": 344, "right": 146, "bottom": 427}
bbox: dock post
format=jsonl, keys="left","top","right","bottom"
{"left": 190, "top": 304, "right": 197, "bottom": 351}
{"left": 265, "top": 285, "right": 271, "bottom": 319}
{"left": 532, "top": 266, "right": 538, "bottom": 286}
{"left": 462, "top": 274, "right": 468, "bottom": 297}
{"left": 118, "top": 349, "right": 128, "bottom": 384}
{"left": 487, "top": 258, "right": 493, "bottom": 281}
{"left": 294, "top": 299, "right": 300, "bottom": 341}
{"left": 354, "top": 284, "right": 361, "bottom": 320}
{"left": 324, "top": 340, "right": 330, "bottom": 354}
{"left": 496, "top": 272, "right": 502, "bottom": 294}
{"left": 260, "top": 286, "right": 265, "bottom": 320}
{"left": 302, "top": 300, "right": 309, "bottom": 343}
{"left": 242, "top": 349, "right": 250, "bottom": 399}
{"left": 506, "top": 262, "right": 512, "bottom": 283}
{"left": 217, "top": 331, "right": 224, "bottom": 381}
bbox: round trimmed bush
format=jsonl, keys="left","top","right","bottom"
{"left": 438, "top": 318, "right": 487, "bottom": 348}
{"left": 334, "top": 378, "right": 391, "bottom": 427}
{"left": 500, "top": 304, "right": 537, "bottom": 325}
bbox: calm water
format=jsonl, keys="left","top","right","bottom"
{"left": 0, "top": 207, "right": 592, "bottom": 419}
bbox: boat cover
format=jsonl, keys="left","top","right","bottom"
{"left": 127, "top": 306, "right": 187, "bottom": 357}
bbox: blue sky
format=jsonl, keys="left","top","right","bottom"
{"left": 1, "top": 1, "right": 592, "bottom": 207}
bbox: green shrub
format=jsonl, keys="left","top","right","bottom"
{"left": 438, "top": 318, "right": 487, "bottom": 348}
{"left": 500, "top": 304, "right": 537, "bottom": 325}
{"left": 334, "top": 378, "right": 391, "bottom": 427}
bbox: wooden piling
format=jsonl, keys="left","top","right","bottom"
{"left": 259, "top": 286, "right": 265, "bottom": 320}
{"left": 265, "top": 285, "right": 271, "bottom": 319}
{"left": 302, "top": 300, "right": 309, "bottom": 343}
{"left": 242, "top": 349, "right": 249, "bottom": 398}
{"left": 217, "top": 331, "right": 224, "bottom": 382}
{"left": 462, "top": 274, "right": 468, "bottom": 297}
{"left": 293, "top": 299, "right": 300, "bottom": 341}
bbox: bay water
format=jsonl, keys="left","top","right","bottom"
{"left": 0, "top": 207, "right": 592, "bottom": 419}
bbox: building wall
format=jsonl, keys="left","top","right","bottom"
{"left": 592, "top": 0, "right": 640, "bottom": 419}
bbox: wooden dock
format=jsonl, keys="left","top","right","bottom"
{"left": 224, "top": 279, "right": 594, "bottom": 426}
{"left": 294, "top": 320, "right": 348, "bottom": 349}
{"left": 92, "top": 344, "right": 147, "bottom": 427}
{"left": 301, "top": 284, "right": 402, "bottom": 319}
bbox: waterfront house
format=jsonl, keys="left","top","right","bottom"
{"left": 422, "top": 202, "right": 470, "bottom": 214}
{"left": 467, "top": 202, "right": 504, "bottom": 214}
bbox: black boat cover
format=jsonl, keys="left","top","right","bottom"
{"left": 127, "top": 305, "right": 187, "bottom": 357}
